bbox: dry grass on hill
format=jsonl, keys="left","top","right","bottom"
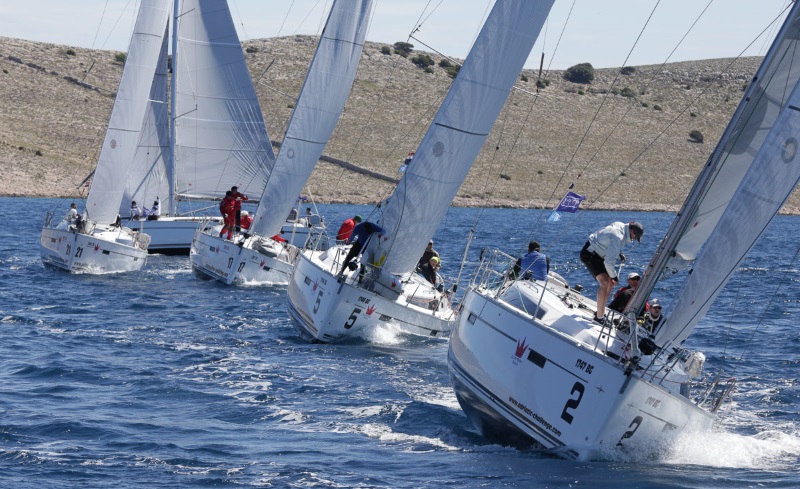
{"left": 1, "top": 35, "right": 798, "bottom": 214}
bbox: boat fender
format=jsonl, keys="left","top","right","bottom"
{"left": 682, "top": 351, "right": 705, "bottom": 378}
{"left": 638, "top": 337, "right": 658, "bottom": 356}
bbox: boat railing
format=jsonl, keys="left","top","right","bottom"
{"left": 470, "top": 248, "right": 517, "bottom": 294}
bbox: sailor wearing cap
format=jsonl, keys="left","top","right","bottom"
{"left": 580, "top": 221, "right": 645, "bottom": 324}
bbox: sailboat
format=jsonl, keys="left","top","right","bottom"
{"left": 287, "top": 0, "right": 556, "bottom": 343}
{"left": 189, "top": 0, "right": 374, "bottom": 285}
{"left": 447, "top": 3, "right": 800, "bottom": 460}
{"left": 119, "top": 0, "right": 276, "bottom": 255}
{"left": 39, "top": 0, "right": 171, "bottom": 273}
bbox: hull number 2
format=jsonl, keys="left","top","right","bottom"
{"left": 560, "top": 382, "right": 585, "bottom": 424}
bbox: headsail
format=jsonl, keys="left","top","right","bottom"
{"left": 171, "top": 0, "right": 275, "bottom": 203}
{"left": 251, "top": 0, "right": 374, "bottom": 237}
{"left": 630, "top": 4, "right": 800, "bottom": 325}
{"left": 375, "top": 0, "right": 555, "bottom": 274}
{"left": 657, "top": 4, "right": 800, "bottom": 342}
{"left": 85, "top": 0, "right": 171, "bottom": 225}
{"left": 122, "top": 24, "right": 172, "bottom": 215}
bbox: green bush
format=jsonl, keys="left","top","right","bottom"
{"left": 620, "top": 66, "right": 636, "bottom": 75}
{"left": 653, "top": 104, "right": 663, "bottom": 111}
{"left": 66, "top": 49, "right": 76, "bottom": 56}
{"left": 411, "top": 54, "right": 434, "bottom": 69}
{"left": 444, "top": 65, "right": 460, "bottom": 79}
{"left": 536, "top": 79, "right": 550, "bottom": 89}
{"left": 438, "top": 59, "right": 452, "bottom": 68}
{"left": 380, "top": 46, "right": 391, "bottom": 55}
{"left": 423, "top": 66, "right": 434, "bottom": 74}
{"left": 245, "top": 46, "right": 259, "bottom": 53}
{"left": 393, "top": 41, "right": 414, "bottom": 58}
{"left": 114, "top": 52, "right": 127, "bottom": 63}
{"left": 563, "top": 62, "right": 594, "bottom": 84}
{"left": 620, "top": 87, "right": 636, "bottom": 98}
{"left": 520, "top": 74, "right": 528, "bottom": 82}
{"left": 689, "top": 130, "right": 704, "bottom": 143}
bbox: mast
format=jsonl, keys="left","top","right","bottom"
{"left": 168, "top": 0, "right": 179, "bottom": 215}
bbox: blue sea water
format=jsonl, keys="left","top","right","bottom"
{"left": 1, "top": 196, "right": 799, "bottom": 488}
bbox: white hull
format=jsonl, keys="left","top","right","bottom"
{"left": 189, "top": 229, "right": 295, "bottom": 285}
{"left": 40, "top": 225, "right": 148, "bottom": 274}
{"left": 287, "top": 245, "right": 454, "bottom": 343}
{"left": 127, "top": 216, "right": 220, "bottom": 255}
{"left": 448, "top": 278, "right": 716, "bottom": 460}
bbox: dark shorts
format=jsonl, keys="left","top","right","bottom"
{"left": 580, "top": 241, "right": 607, "bottom": 278}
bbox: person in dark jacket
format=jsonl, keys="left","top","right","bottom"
{"left": 608, "top": 272, "right": 640, "bottom": 313}
{"left": 417, "top": 240, "right": 439, "bottom": 269}
{"left": 339, "top": 221, "right": 384, "bottom": 275}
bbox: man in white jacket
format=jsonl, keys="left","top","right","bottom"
{"left": 580, "top": 221, "right": 644, "bottom": 324}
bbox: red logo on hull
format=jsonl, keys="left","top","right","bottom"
{"left": 366, "top": 305, "right": 376, "bottom": 316}
{"left": 515, "top": 338, "right": 528, "bottom": 358}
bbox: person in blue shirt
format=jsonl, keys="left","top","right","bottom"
{"left": 339, "top": 221, "right": 385, "bottom": 276}
{"left": 513, "top": 241, "right": 550, "bottom": 281}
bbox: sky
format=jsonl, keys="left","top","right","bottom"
{"left": 0, "top": 0, "right": 793, "bottom": 70}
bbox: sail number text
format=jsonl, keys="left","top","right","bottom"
{"left": 575, "top": 359, "right": 594, "bottom": 374}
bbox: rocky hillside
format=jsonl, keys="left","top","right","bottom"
{"left": 1, "top": 35, "right": 798, "bottom": 213}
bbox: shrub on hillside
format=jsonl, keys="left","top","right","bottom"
{"left": 393, "top": 42, "right": 413, "bottom": 58}
{"left": 66, "top": 49, "right": 76, "bottom": 56}
{"left": 444, "top": 65, "right": 460, "bottom": 79}
{"left": 114, "top": 52, "right": 127, "bottom": 64}
{"left": 620, "top": 66, "right": 636, "bottom": 75}
{"left": 245, "top": 46, "right": 259, "bottom": 53}
{"left": 689, "top": 130, "right": 704, "bottom": 143}
{"left": 563, "top": 62, "right": 594, "bottom": 84}
{"left": 380, "top": 46, "right": 391, "bottom": 55}
{"left": 620, "top": 87, "right": 636, "bottom": 98}
{"left": 411, "top": 54, "right": 434, "bottom": 69}
{"left": 438, "top": 59, "right": 452, "bottom": 68}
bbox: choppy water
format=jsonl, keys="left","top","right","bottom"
{"left": 1, "top": 196, "right": 798, "bottom": 488}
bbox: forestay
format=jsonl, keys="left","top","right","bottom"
{"left": 171, "top": 0, "right": 275, "bottom": 204}
{"left": 251, "top": 0, "right": 373, "bottom": 237}
{"left": 85, "top": 0, "right": 171, "bottom": 225}
{"left": 375, "top": 0, "right": 555, "bottom": 275}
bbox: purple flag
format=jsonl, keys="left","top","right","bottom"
{"left": 555, "top": 191, "right": 585, "bottom": 213}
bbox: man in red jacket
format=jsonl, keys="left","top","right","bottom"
{"left": 230, "top": 186, "right": 248, "bottom": 232}
{"left": 219, "top": 191, "right": 236, "bottom": 240}
{"left": 336, "top": 215, "right": 362, "bottom": 243}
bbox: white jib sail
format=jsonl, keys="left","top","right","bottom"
{"left": 172, "top": 0, "right": 275, "bottom": 202}
{"left": 85, "top": 0, "right": 171, "bottom": 226}
{"left": 668, "top": 5, "right": 800, "bottom": 267}
{"left": 122, "top": 25, "right": 172, "bottom": 216}
{"left": 251, "top": 0, "right": 374, "bottom": 237}
{"left": 658, "top": 83, "right": 800, "bottom": 345}
{"left": 375, "top": 0, "right": 555, "bottom": 275}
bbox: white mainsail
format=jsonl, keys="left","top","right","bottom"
{"left": 374, "top": 0, "right": 555, "bottom": 275}
{"left": 122, "top": 25, "right": 172, "bottom": 213}
{"left": 85, "top": 0, "right": 171, "bottom": 225}
{"left": 251, "top": 0, "right": 373, "bottom": 237}
{"left": 627, "top": 3, "right": 800, "bottom": 344}
{"left": 171, "top": 0, "right": 275, "bottom": 207}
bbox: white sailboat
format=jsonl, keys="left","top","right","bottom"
{"left": 39, "top": 0, "right": 170, "bottom": 273}
{"left": 189, "top": 0, "right": 374, "bottom": 285}
{"left": 287, "top": 0, "right": 556, "bottom": 342}
{"left": 448, "top": 4, "right": 800, "bottom": 460}
{"left": 120, "top": 0, "right": 276, "bottom": 255}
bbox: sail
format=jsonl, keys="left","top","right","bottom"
{"left": 658, "top": 82, "right": 800, "bottom": 345}
{"left": 376, "top": 0, "right": 555, "bottom": 274}
{"left": 251, "top": 0, "right": 373, "bottom": 237}
{"left": 629, "top": 4, "right": 800, "bottom": 318}
{"left": 172, "top": 0, "right": 275, "bottom": 203}
{"left": 122, "top": 24, "right": 172, "bottom": 215}
{"left": 670, "top": 6, "right": 800, "bottom": 267}
{"left": 85, "top": 0, "right": 171, "bottom": 225}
